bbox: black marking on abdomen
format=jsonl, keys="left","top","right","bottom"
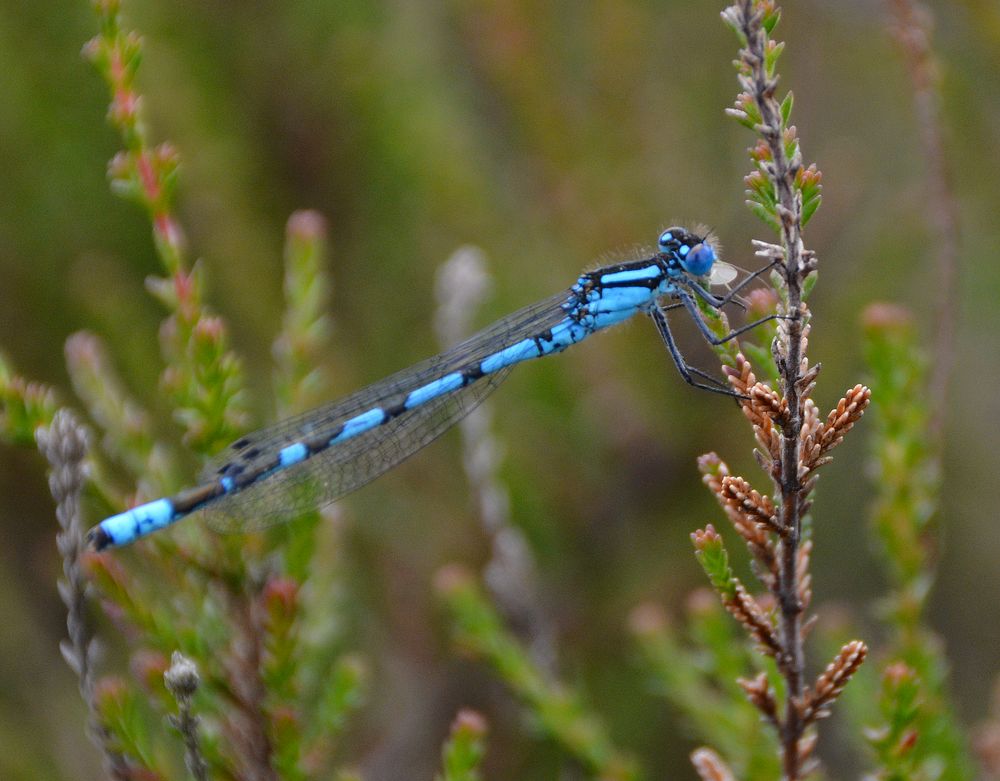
{"left": 218, "top": 461, "right": 245, "bottom": 477}
{"left": 462, "top": 365, "right": 485, "bottom": 384}
{"left": 237, "top": 456, "right": 281, "bottom": 490}
{"left": 384, "top": 400, "right": 409, "bottom": 419}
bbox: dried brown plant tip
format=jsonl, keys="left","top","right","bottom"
{"left": 723, "top": 352, "right": 757, "bottom": 396}
{"left": 797, "top": 363, "right": 821, "bottom": 397}
{"left": 796, "top": 731, "right": 820, "bottom": 776}
{"left": 726, "top": 583, "right": 782, "bottom": 658}
{"left": 733, "top": 392, "right": 784, "bottom": 476}
{"left": 698, "top": 452, "right": 730, "bottom": 494}
{"left": 798, "top": 399, "right": 824, "bottom": 471}
{"left": 164, "top": 652, "right": 208, "bottom": 781}
{"left": 698, "top": 466, "right": 777, "bottom": 575}
{"left": 748, "top": 412, "right": 782, "bottom": 474}
{"left": 751, "top": 382, "right": 788, "bottom": 426}
{"left": 800, "top": 385, "right": 871, "bottom": 473}
{"left": 690, "top": 747, "right": 737, "bottom": 781}
{"left": 818, "top": 385, "right": 871, "bottom": 457}
{"left": 725, "top": 354, "right": 786, "bottom": 433}
{"left": 721, "top": 475, "right": 779, "bottom": 534}
{"left": 796, "top": 539, "right": 813, "bottom": 610}
{"left": 738, "top": 671, "right": 779, "bottom": 725}
{"left": 800, "top": 640, "right": 868, "bottom": 724}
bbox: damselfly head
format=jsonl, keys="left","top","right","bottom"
{"left": 658, "top": 226, "right": 718, "bottom": 278}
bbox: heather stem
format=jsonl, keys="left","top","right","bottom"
{"left": 164, "top": 652, "right": 209, "bottom": 781}
{"left": 39, "top": 410, "right": 132, "bottom": 779}
{"left": 223, "top": 591, "right": 278, "bottom": 781}
{"left": 887, "top": 0, "right": 960, "bottom": 441}
{"left": 735, "top": 2, "right": 811, "bottom": 775}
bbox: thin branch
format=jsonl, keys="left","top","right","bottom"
{"left": 222, "top": 590, "right": 278, "bottom": 781}
{"left": 731, "top": 3, "right": 811, "bottom": 773}
{"left": 888, "top": 0, "right": 960, "bottom": 440}
{"left": 39, "top": 410, "right": 133, "bottom": 779}
{"left": 164, "top": 652, "right": 209, "bottom": 781}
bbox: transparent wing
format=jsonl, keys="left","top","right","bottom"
{"left": 200, "top": 370, "right": 510, "bottom": 531}
{"left": 709, "top": 261, "right": 739, "bottom": 287}
{"left": 197, "top": 289, "right": 574, "bottom": 531}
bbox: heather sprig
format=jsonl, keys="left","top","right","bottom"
{"left": 434, "top": 565, "right": 638, "bottom": 781}
{"left": 65, "top": 331, "right": 176, "bottom": 500}
{"left": 273, "top": 210, "right": 334, "bottom": 418}
{"left": 436, "top": 709, "right": 489, "bottom": 781}
{"left": 677, "top": 3, "right": 870, "bottom": 777}
{"left": 867, "top": 661, "right": 925, "bottom": 780}
{"left": 38, "top": 410, "right": 136, "bottom": 779}
{"left": 861, "top": 303, "right": 974, "bottom": 779}
{"left": 163, "top": 652, "right": 208, "bottom": 781}
{"left": 692, "top": 362, "right": 870, "bottom": 776}
{"left": 863, "top": 306, "right": 937, "bottom": 604}
{"left": 0, "top": 351, "right": 58, "bottom": 446}
{"left": 691, "top": 524, "right": 782, "bottom": 659}
{"left": 887, "top": 0, "right": 960, "bottom": 431}
{"left": 83, "top": 0, "right": 247, "bottom": 454}
{"left": 849, "top": 2, "right": 970, "bottom": 774}
{"left": 41, "top": 7, "right": 370, "bottom": 779}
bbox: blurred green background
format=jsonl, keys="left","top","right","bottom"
{"left": 2, "top": 0, "right": 999, "bottom": 778}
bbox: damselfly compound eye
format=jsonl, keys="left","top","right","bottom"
{"left": 681, "top": 242, "right": 716, "bottom": 277}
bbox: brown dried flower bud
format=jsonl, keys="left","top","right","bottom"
{"left": 801, "top": 640, "right": 868, "bottom": 724}
{"left": 690, "top": 747, "right": 737, "bottom": 781}
{"left": 738, "top": 672, "right": 778, "bottom": 724}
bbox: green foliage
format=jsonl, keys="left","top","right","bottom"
{"left": 861, "top": 303, "right": 975, "bottom": 780}
{"left": 724, "top": 1, "right": 822, "bottom": 236}
{"left": 65, "top": 331, "right": 177, "bottom": 499}
{"left": 85, "top": 1, "right": 248, "bottom": 454}
{"left": 44, "top": 13, "right": 369, "bottom": 779}
{"left": 867, "top": 662, "right": 924, "bottom": 781}
{"left": 436, "top": 710, "right": 489, "bottom": 781}
{"left": 780, "top": 91, "right": 794, "bottom": 126}
{"left": 0, "top": 352, "right": 58, "bottom": 446}
{"left": 436, "top": 567, "right": 638, "bottom": 781}
{"left": 274, "top": 211, "right": 334, "bottom": 418}
{"left": 691, "top": 525, "right": 739, "bottom": 600}
{"left": 311, "top": 655, "right": 367, "bottom": 742}
{"left": 631, "top": 599, "right": 781, "bottom": 780}
{"left": 863, "top": 306, "right": 938, "bottom": 590}
{"left": 93, "top": 675, "right": 165, "bottom": 771}
{"left": 798, "top": 166, "right": 823, "bottom": 227}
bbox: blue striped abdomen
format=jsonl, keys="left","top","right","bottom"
{"left": 88, "top": 254, "right": 682, "bottom": 550}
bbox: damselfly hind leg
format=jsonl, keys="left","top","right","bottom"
{"left": 677, "top": 289, "right": 790, "bottom": 348}
{"left": 652, "top": 263, "right": 793, "bottom": 400}
{"left": 649, "top": 307, "right": 747, "bottom": 399}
